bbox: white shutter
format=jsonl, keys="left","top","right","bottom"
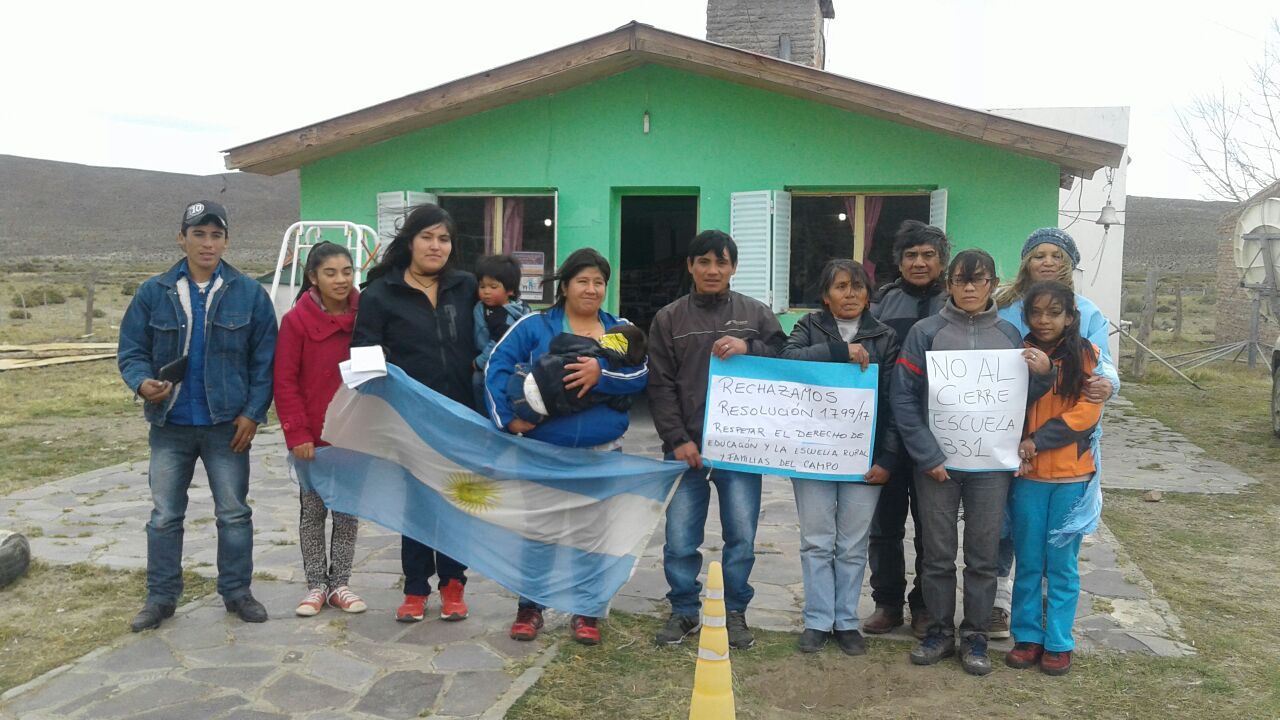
{"left": 407, "top": 191, "right": 437, "bottom": 208}
{"left": 376, "top": 191, "right": 439, "bottom": 245}
{"left": 376, "top": 192, "right": 406, "bottom": 245}
{"left": 929, "top": 189, "right": 948, "bottom": 233}
{"left": 730, "top": 190, "right": 791, "bottom": 310}
{"left": 771, "top": 191, "right": 791, "bottom": 312}
{"left": 730, "top": 191, "right": 773, "bottom": 305}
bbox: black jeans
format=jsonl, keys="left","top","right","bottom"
{"left": 401, "top": 536, "right": 466, "bottom": 596}
{"left": 867, "top": 456, "right": 925, "bottom": 612}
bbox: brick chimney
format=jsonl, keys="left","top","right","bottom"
{"left": 706, "top": 0, "right": 835, "bottom": 69}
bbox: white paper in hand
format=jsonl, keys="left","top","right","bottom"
{"left": 341, "top": 346, "right": 387, "bottom": 388}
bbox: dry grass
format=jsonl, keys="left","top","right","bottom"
{"left": 0, "top": 361, "right": 148, "bottom": 497}
{"left": 0, "top": 261, "right": 162, "bottom": 345}
{"left": 0, "top": 562, "right": 215, "bottom": 692}
{"left": 508, "top": 612, "right": 1242, "bottom": 720}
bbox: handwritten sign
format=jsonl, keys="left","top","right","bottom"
{"left": 702, "top": 355, "right": 878, "bottom": 481}
{"left": 925, "top": 349, "right": 1028, "bottom": 471}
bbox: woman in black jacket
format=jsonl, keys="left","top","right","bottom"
{"left": 780, "top": 258, "right": 900, "bottom": 656}
{"left": 352, "top": 203, "right": 476, "bottom": 626}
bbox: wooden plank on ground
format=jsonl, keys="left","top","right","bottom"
{"left": 0, "top": 354, "right": 116, "bottom": 371}
{"left": 0, "top": 343, "right": 118, "bottom": 353}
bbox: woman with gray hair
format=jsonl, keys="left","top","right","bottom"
{"left": 781, "top": 258, "right": 900, "bottom": 656}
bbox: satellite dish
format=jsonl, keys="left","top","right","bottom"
{"left": 1233, "top": 197, "right": 1280, "bottom": 322}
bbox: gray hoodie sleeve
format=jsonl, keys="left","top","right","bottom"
{"left": 890, "top": 322, "right": 947, "bottom": 471}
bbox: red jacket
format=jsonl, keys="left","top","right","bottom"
{"left": 273, "top": 288, "right": 359, "bottom": 449}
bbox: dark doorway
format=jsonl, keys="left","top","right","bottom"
{"left": 619, "top": 196, "right": 698, "bottom": 332}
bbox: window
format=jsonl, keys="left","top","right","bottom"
{"left": 437, "top": 195, "right": 557, "bottom": 305}
{"left": 788, "top": 194, "right": 931, "bottom": 307}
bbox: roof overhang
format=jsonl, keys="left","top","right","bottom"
{"left": 223, "top": 23, "right": 1125, "bottom": 179}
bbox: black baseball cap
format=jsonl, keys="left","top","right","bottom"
{"left": 181, "top": 200, "right": 229, "bottom": 232}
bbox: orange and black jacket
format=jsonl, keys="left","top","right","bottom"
{"left": 1024, "top": 339, "right": 1103, "bottom": 480}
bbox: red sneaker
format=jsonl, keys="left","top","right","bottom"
{"left": 571, "top": 615, "right": 601, "bottom": 646}
{"left": 510, "top": 607, "right": 544, "bottom": 641}
{"left": 439, "top": 579, "right": 468, "bottom": 621}
{"left": 395, "top": 594, "right": 428, "bottom": 623}
{"left": 1041, "top": 650, "right": 1073, "bottom": 676}
{"left": 1005, "top": 642, "right": 1044, "bottom": 669}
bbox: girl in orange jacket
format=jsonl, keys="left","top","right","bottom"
{"left": 1006, "top": 281, "right": 1103, "bottom": 677}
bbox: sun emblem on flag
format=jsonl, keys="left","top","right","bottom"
{"left": 444, "top": 473, "right": 501, "bottom": 514}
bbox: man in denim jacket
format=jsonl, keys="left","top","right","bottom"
{"left": 117, "top": 200, "right": 277, "bottom": 631}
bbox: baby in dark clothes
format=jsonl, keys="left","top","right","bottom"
{"left": 508, "top": 323, "right": 647, "bottom": 423}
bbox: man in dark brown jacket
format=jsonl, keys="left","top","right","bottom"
{"left": 647, "top": 229, "right": 786, "bottom": 650}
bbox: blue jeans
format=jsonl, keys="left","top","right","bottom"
{"left": 1011, "top": 478, "right": 1088, "bottom": 652}
{"left": 914, "top": 469, "right": 1011, "bottom": 639}
{"left": 792, "top": 478, "right": 881, "bottom": 632}
{"left": 146, "top": 422, "right": 253, "bottom": 605}
{"left": 663, "top": 461, "right": 762, "bottom": 616}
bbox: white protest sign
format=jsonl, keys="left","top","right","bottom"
{"left": 925, "top": 349, "right": 1028, "bottom": 471}
{"left": 702, "top": 355, "right": 878, "bottom": 481}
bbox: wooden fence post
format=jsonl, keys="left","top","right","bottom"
{"left": 1173, "top": 278, "right": 1183, "bottom": 342}
{"left": 1132, "top": 269, "right": 1159, "bottom": 379}
{"left": 83, "top": 272, "right": 96, "bottom": 336}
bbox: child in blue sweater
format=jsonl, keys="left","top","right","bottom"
{"left": 473, "top": 254, "right": 533, "bottom": 409}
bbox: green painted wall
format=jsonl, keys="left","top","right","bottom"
{"left": 300, "top": 63, "right": 1059, "bottom": 315}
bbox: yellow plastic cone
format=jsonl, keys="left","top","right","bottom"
{"left": 689, "top": 560, "right": 735, "bottom": 720}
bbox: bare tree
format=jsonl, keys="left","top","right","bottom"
{"left": 1176, "top": 21, "right": 1280, "bottom": 201}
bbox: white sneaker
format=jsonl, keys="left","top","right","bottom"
{"left": 327, "top": 585, "right": 367, "bottom": 613}
{"left": 296, "top": 587, "right": 326, "bottom": 617}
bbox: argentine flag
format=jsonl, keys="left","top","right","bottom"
{"left": 308, "top": 364, "right": 685, "bottom": 617}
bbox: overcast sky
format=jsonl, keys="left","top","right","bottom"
{"left": 2, "top": 0, "right": 1275, "bottom": 199}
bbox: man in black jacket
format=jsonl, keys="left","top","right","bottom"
{"left": 647, "top": 230, "right": 786, "bottom": 650}
{"left": 863, "top": 220, "right": 949, "bottom": 638}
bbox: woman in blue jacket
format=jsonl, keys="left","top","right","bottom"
{"left": 484, "top": 248, "right": 648, "bottom": 647}
{"left": 992, "top": 228, "right": 1119, "bottom": 640}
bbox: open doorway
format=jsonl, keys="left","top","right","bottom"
{"left": 619, "top": 195, "right": 698, "bottom": 331}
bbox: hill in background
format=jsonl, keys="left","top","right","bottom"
{"left": 0, "top": 154, "right": 298, "bottom": 267}
{"left": 0, "top": 154, "right": 1243, "bottom": 277}
{"left": 1123, "top": 196, "right": 1235, "bottom": 274}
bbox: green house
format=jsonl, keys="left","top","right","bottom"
{"left": 224, "top": 20, "right": 1123, "bottom": 329}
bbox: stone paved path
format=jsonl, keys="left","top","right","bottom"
{"left": 0, "top": 397, "right": 1247, "bottom": 718}
{"left": 1100, "top": 397, "right": 1257, "bottom": 493}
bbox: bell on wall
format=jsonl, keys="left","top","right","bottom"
{"left": 1096, "top": 202, "right": 1120, "bottom": 227}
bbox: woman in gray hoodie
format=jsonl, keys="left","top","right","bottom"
{"left": 891, "top": 249, "right": 1052, "bottom": 677}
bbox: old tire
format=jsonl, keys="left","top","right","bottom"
{"left": 1272, "top": 363, "right": 1280, "bottom": 439}
{"left": 0, "top": 530, "right": 32, "bottom": 590}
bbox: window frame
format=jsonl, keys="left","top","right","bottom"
{"left": 433, "top": 189, "right": 558, "bottom": 306}
{"left": 785, "top": 189, "right": 936, "bottom": 311}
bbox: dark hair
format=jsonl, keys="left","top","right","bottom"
{"left": 295, "top": 241, "right": 353, "bottom": 301}
{"left": 817, "top": 258, "right": 871, "bottom": 307}
{"left": 687, "top": 229, "right": 738, "bottom": 265}
{"left": 946, "top": 249, "right": 998, "bottom": 287}
{"left": 1022, "top": 281, "right": 1096, "bottom": 401}
{"left": 892, "top": 220, "right": 950, "bottom": 267}
{"left": 365, "top": 203, "right": 456, "bottom": 284}
{"left": 607, "top": 324, "right": 648, "bottom": 366}
{"left": 475, "top": 254, "right": 522, "bottom": 298}
{"left": 553, "top": 248, "right": 611, "bottom": 306}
